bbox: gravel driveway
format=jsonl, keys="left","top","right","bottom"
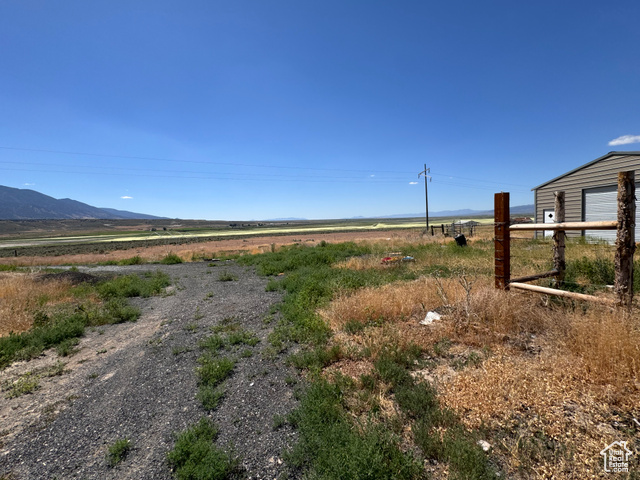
{"left": 0, "top": 261, "right": 300, "bottom": 480}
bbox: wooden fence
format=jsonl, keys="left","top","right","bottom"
{"left": 495, "top": 171, "right": 636, "bottom": 307}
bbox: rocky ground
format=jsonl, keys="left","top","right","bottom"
{"left": 0, "top": 261, "right": 300, "bottom": 480}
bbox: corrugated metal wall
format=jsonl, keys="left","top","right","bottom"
{"left": 534, "top": 153, "right": 640, "bottom": 240}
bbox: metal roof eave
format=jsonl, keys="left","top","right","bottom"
{"left": 531, "top": 151, "right": 640, "bottom": 191}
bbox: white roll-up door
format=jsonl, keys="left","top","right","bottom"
{"left": 583, "top": 185, "right": 636, "bottom": 243}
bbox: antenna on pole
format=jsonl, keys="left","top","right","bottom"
{"left": 418, "top": 164, "right": 431, "bottom": 232}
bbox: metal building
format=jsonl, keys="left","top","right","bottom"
{"left": 532, "top": 151, "right": 640, "bottom": 242}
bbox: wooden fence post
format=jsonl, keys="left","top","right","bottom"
{"left": 495, "top": 192, "right": 510, "bottom": 290}
{"left": 614, "top": 171, "right": 635, "bottom": 308}
{"left": 553, "top": 191, "right": 566, "bottom": 285}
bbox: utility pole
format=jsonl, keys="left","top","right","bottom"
{"left": 418, "top": 164, "right": 431, "bottom": 231}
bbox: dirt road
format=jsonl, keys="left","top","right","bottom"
{"left": 0, "top": 262, "right": 299, "bottom": 479}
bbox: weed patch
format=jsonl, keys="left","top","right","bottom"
{"left": 160, "top": 252, "right": 183, "bottom": 265}
{"left": 287, "top": 379, "right": 424, "bottom": 480}
{"left": 118, "top": 255, "right": 145, "bottom": 265}
{"left": 97, "top": 271, "right": 170, "bottom": 298}
{"left": 3, "top": 372, "right": 40, "bottom": 399}
{"left": 217, "top": 270, "right": 238, "bottom": 282}
{"left": 107, "top": 438, "right": 132, "bottom": 467}
{"left": 197, "top": 355, "right": 235, "bottom": 388}
{"left": 167, "top": 417, "right": 240, "bottom": 480}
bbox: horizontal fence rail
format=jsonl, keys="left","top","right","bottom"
{"left": 508, "top": 282, "right": 616, "bottom": 305}
{"left": 509, "top": 221, "right": 618, "bottom": 231}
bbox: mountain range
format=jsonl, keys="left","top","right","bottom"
{"left": 383, "top": 204, "right": 534, "bottom": 218}
{"left": 0, "top": 185, "right": 163, "bottom": 220}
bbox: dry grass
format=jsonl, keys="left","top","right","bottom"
{"left": 0, "top": 274, "right": 75, "bottom": 336}
{"left": 565, "top": 308, "right": 640, "bottom": 386}
{"left": 321, "top": 251, "right": 639, "bottom": 479}
{"left": 320, "top": 276, "right": 456, "bottom": 331}
{"left": 439, "top": 342, "right": 640, "bottom": 479}
{"left": 444, "top": 285, "right": 555, "bottom": 345}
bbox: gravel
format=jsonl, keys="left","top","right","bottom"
{"left": 0, "top": 261, "right": 301, "bottom": 480}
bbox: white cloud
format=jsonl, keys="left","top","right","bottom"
{"left": 370, "top": 174, "right": 375, "bottom": 177}
{"left": 121, "top": 195, "right": 133, "bottom": 199}
{"left": 608, "top": 135, "right": 640, "bottom": 146}
{"left": 409, "top": 181, "right": 418, "bottom": 185}
{"left": 23, "top": 183, "right": 35, "bottom": 186}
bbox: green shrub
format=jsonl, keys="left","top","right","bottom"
{"left": 199, "top": 334, "right": 225, "bottom": 353}
{"left": 196, "top": 385, "right": 225, "bottom": 411}
{"left": 4, "top": 373, "right": 40, "bottom": 399}
{"left": 289, "top": 345, "right": 342, "bottom": 371}
{"left": 103, "top": 297, "right": 140, "bottom": 323}
{"left": 226, "top": 329, "right": 259, "bottom": 347}
{"left": 160, "top": 252, "right": 183, "bottom": 264}
{"left": 56, "top": 337, "right": 80, "bottom": 357}
{"left": 414, "top": 424, "right": 498, "bottom": 479}
{"left": 167, "top": 417, "right": 240, "bottom": 480}
{"left": 374, "top": 357, "right": 413, "bottom": 389}
{"left": 197, "top": 356, "right": 235, "bottom": 388}
{"left": 264, "top": 278, "right": 282, "bottom": 291}
{"left": 97, "top": 271, "right": 170, "bottom": 298}
{"left": 107, "top": 438, "right": 132, "bottom": 467}
{"left": 119, "top": 255, "right": 145, "bottom": 265}
{"left": 217, "top": 270, "right": 237, "bottom": 282}
{"left": 287, "top": 379, "right": 423, "bottom": 480}
{"left": 344, "top": 319, "right": 366, "bottom": 334}
{"left": 565, "top": 256, "right": 614, "bottom": 290}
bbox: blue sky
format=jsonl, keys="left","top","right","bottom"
{"left": 1, "top": 1, "right": 639, "bottom": 220}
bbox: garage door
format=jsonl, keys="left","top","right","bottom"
{"left": 583, "top": 185, "right": 639, "bottom": 243}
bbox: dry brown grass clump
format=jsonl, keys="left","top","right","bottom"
{"left": 322, "top": 274, "right": 554, "bottom": 347}
{"left": 564, "top": 307, "right": 640, "bottom": 386}
{"left": 320, "top": 276, "right": 459, "bottom": 332}
{"left": 445, "top": 285, "right": 554, "bottom": 345}
{"left": 333, "top": 255, "right": 392, "bottom": 271}
{"left": 440, "top": 345, "right": 640, "bottom": 478}
{"left": 0, "top": 274, "right": 75, "bottom": 336}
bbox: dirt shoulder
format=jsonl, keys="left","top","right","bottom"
{"left": 0, "top": 262, "right": 299, "bottom": 480}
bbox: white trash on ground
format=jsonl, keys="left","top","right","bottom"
{"left": 477, "top": 440, "right": 491, "bottom": 452}
{"left": 420, "top": 311, "right": 441, "bottom": 325}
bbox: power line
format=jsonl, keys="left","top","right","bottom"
{"left": 0, "top": 146, "right": 414, "bottom": 175}
{"left": 0, "top": 160, "right": 408, "bottom": 181}
{"left": 0, "top": 163, "right": 532, "bottom": 192}
{"left": 429, "top": 172, "right": 530, "bottom": 188}
{"left": 0, "top": 166, "right": 411, "bottom": 184}
{"left": 0, "top": 145, "right": 534, "bottom": 191}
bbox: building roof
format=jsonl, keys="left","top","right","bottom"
{"left": 532, "top": 151, "right": 640, "bottom": 191}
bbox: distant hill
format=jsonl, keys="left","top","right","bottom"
{"left": 0, "top": 185, "right": 163, "bottom": 220}
{"left": 384, "top": 204, "right": 534, "bottom": 218}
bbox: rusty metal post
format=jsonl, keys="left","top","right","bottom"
{"left": 614, "top": 171, "right": 635, "bottom": 308}
{"left": 495, "top": 192, "right": 510, "bottom": 290}
{"left": 553, "top": 191, "right": 566, "bottom": 286}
